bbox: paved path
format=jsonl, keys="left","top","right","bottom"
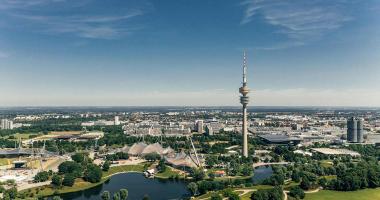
{"left": 304, "top": 188, "right": 321, "bottom": 193}
{"left": 18, "top": 180, "right": 51, "bottom": 191}
{"left": 284, "top": 190, "right": 289, "bottom": 200}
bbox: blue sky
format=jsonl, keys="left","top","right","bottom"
{"left": 0, "top": 0, "right": 379, "bottom": 106}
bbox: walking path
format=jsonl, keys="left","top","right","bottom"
{"left": 304, "top": 188, "right": 321, "bottom": 193}
{"left": 17, "top": 180, "right": 51, "bottom": 191}
{"left": 284, "top": 190, "right": 289, "bottom": 200}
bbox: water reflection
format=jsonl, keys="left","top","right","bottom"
{"left": 252, "top": 166, "right": 273, "bottom": 184}
{"left": 58, "top": 173, "right": 191, "bottom": 200}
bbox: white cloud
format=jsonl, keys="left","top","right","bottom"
{"left": 241, "top": 0, "right": 353, "bottom": 48}
{"left": 1, "top": 0, "right": 145, "bottom": 39}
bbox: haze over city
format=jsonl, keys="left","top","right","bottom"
{"left": 0, "top": 0, "right": 379, "bottom": 106}
{"left": 2, "top": 1, "right": 380, "bottom": 200}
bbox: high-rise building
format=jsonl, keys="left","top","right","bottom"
{"left": 114, "top": 116, "right": 120, "bottom": 125}
{"left": 347, "top": 117, "right": 364, "bottom": 143}
{"left": 196, "top": 120, "right": 204, "bottom": 133}
{"left": 205, "top": 125, "right": 213, "bottom": 135}
{"left": 357, "top": 118, "right": 364, "bottom": 143}
{"left": 239, "top": 51, "right": 250, "bottom": 158}
{"left": 1, "top": 119, "right": 13, "bottom": 130}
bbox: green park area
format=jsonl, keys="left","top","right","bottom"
{"left": 155, "top": 166, "right": 183, "bottom": 179}
{"left": 102, "top": 164, "right": 145, "bottom": 177}
{"left": 22, "top": 164, "right": 146, "bottom": 198}
{"left": 305, "top": 188, "right": 380, "bottom": 200}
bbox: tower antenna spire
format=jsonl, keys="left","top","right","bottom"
{"left": 243, "top": 50, "right": 247, "bottom": 85}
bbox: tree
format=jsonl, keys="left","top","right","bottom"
{"left": 102, "top": 160, "right": 110, "bottom": 172}
{"left": 368, "top": 168, "right": 380, "bottom": 188}
{"left": 291, "top": 171, "right": 301, "bottom": 183}
{"left": 289, "top": 186, "right": 305, "bottom": 199}
{"left": 228, "top": 193, "right": 240, "bottom": 200}
{"left": 6, "top": 187, "right": 17, "bottom": 200}
{"left": 101, "top": 191, "right": 111, "bottom": 200}
{"left": 113, "top": 192, "right": 120, "bottom": 200}
{"left": 34, "top": 171, "right": 49, "bottom": 183}
{"left": 210, "top": 192, "right": 223, "bottom": 200}
{"left": 300, "top": 178, "right": 311, "bottom": 190}
{"left": 144, "top": 153, "right": 161, "bottom": 161}
{"left": 142, "top": 194, "right": 150, "bottom": 200}
{"left": 190, "top": 168, "right": 205, "bottom": 181}
{"left": 206, "top": 156, "right": 218, "bottom": 167}
{"left": 188, "top": 182, "right": 198, "bottom": 196}
{"left": 241, "top": 164, "right": 253, "bottom": 176}
{"left": 251, "top": 190, "right": 268, "bottom": 200}
{"left": 52, "top": 174, "right": 63, "bottom": 187}
{"left": 157, "top": 159, "right": 167, "bottom": 173}
{"left": 251, "top": 186, "right": 283, "bottom": 200}
{"left": 71, "top": 153, "right": 86, "bottom": 163}
{"left": 265, "top": 173, "right": 284, "bottom": 186}
{"left": 318, "top": 177, "right": 327, "bottom": 188}
{"left": 52, "top": 196, "right": 63, "bottom": 200}
{"left": 58, "top": 161, "right": 83, "bottom": 177}
{"left": 62, "top": 174, "right": 75, "bottom": 187}
{"left": 120, "top": 188, "right": 128, "bottom": 200}
{"left": 223, "top": 189, "right": 240, "bottom": 200}
{"left": 84, "top": 164, "right": 102, "bottom": 183}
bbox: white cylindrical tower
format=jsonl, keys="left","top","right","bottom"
{"left": 239, "top": 51, "right": 250, "bottom": 158}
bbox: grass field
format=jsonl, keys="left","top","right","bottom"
{"left": 102, "top": 164, "right": 145, "bottom": 177}
{"left": 194, "top": 185, "right": 273, "bottom": 200}
{"left": 241, "top": 191, "right": 254, "bottom": 200}
{"left": 27, "top": 178, "right": 102, "bottom": 197}
{"left": 305, "top": 189, "right": 380, "bottom": 200}
{"left": 5, "top": 133, "right": 41, "bottom": 140}
{"left": 155, "top": 166, "right": 182, "bottom": 179}
{"left": 0, "top": 158, "right": 13, "bottom": 166}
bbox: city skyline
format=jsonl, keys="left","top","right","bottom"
{"left": 0, "top": 0, "right": 379, "bottom": 106}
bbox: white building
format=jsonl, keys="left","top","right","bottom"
{"left": 114, "top": 116, "right": 120, "bottom": 125}
{"left": 1, "top": 119, "right": 13, "bottom": 130}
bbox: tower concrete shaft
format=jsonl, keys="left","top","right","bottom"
{"left": 239, "top": 51, "right": 250, "bottom": 158}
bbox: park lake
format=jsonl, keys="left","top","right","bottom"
{"left": 57, "top": 166, "right": 273, "bottom": 200}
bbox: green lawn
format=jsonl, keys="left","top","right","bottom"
{"left": 305, "top": 189, "right": 380, "bottom": 200}
{"left": 24, "top": 178, "right": 105, "bottom": 198}
{"left": 194, "top": 185, "right": 273, "bottom": 200}
{"left": 241, "top": 191, "right": 254, "bottom": 200}
{"left": 102, "top": 164, "right": 145, "bottom": 177}
{"left": 319, "top": 160, "right": 333, "bottom": 167}
{"left": 155, "top": 166, "right": 182, "bottom": 179}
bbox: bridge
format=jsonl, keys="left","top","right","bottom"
{"left": 252, "top": 162, "right": 290, "bottom": 168}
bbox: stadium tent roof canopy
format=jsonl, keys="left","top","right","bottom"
{"left": 162, "top": 147, "right": 175, "bottom": 155}
{"left": 165, "top": 151, "right": 199, "bottom": 168}
{"left": 128, "top": 142, "right": 147, "bottom": 156}
{"left": 126, "top": 142, "right": 174, "bottom": 156}
{"left": 141, "top": 143, "right": 165, "bottom": 155}
{"left": 258, "top": 134, "right": 302, "bottom": 144}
